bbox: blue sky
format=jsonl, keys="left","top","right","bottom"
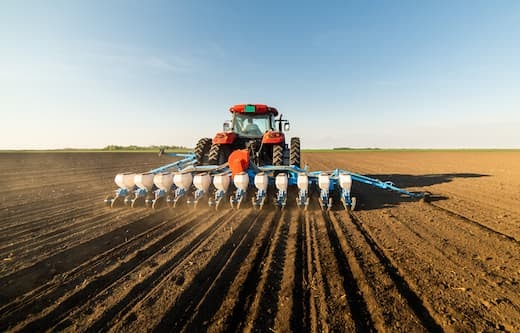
{"left": 1, "top": 0, "right": 519, "bottom": 149}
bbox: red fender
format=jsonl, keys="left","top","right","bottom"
{"left": 262, "top": 131, "right": 285, "bottom": 144}
{"left": 213, "top": 132, "right": 237, "bottom": 145}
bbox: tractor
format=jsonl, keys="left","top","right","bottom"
{"left": 193, "top": 104, "right": 300, "bottom": 167}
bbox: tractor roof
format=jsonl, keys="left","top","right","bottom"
{"left": 229, "top": 104, "right": 278, "bottom": 116}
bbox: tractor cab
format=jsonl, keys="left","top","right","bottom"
{"left": 232, "top": 113, "right": 271, "bottom": 138}
{"left": 226, "top": 104, "right": 278, "bottom": 138}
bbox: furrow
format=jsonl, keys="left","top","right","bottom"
{"left": 191, "top": 209, "right": 278, "bottom": 333}
{"left": 165, "top": 210, "right": 267, "bottom": 332}
{"left": 289, "top": 211, "right": 311, "bottom": 332}
{"left": 428, "top": 202, "right": 519, "bottom": 243}
{"left": 0, "top": 192, "right": 105, "bottom": 232}
{"left": 249, "top": 209, "right": 292, "bottom": 332}
{"left": 351, "top": 208, "right": 517, "bottom": 331}
{"left": 83, "top": 209, "right": 246, "bottom": 333}
{"left": 311, "top": 211, "right": 356, "bottom": 331}
{"left": 236, "top": 209, "right": 287, "bottom": 333}
{"left": 0, "top": 207, "right": 151, "bottom": 260}
{"left": 396, "top": 203, "right": 519, "bottom": 288}
{"left": 269, "top": 209, "right": 300, "bottom": 332}
{"left": 14, "top": 209, "right": 223, "bottom": 332}
{"left": 0, "top": 208, "right": 156, "bottom": 276}
{"left": 321, "top": 211, "right": 376, "bottom": 332}
{"left": 0, "top": 209, "right": 194, "bottom": 329}
{"left": 332, "top": 211, "right": 432, "bottom": 332}
{"left": 221, "top": 210, "right": 283, "bottom": 333}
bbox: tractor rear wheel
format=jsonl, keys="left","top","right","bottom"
{"left": 272, "top": 144, "right": 284, "bottom": 166}
{"left": 208, "top": 144, "right": 232, "bottom": 165}
{"left": 290, "top": 137, "right": 301, "bottom": 167}
{"left": 194, "top": 138, "right": 212, "bottom": 165}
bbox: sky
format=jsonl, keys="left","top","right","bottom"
{"left": 0, "top": 0, "right": 519, "bottom": 149}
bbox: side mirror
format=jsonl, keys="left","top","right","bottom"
{"left": 284, "top": 123, "right": 290, "bottom": 131}
{"left": 223, "top": 121, "right": 231, "bottom": 132}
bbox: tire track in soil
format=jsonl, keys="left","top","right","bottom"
{"left": 351, "top": 206, "right": 518, "bottom": 331}
{"left": 0, "top": 199, "right": 122, "bottom": 246}
{"left": 234, "top": 209, "right": 288, "bottom": 333}
{"left": 2, "top": 173, "right": 118, "bottom": 198}
{"left": 3, "top": 170, "right": 124, "bottom": 188}
{"left": 430, "top": 185, "right": 520, "bottom": 217}
{"left": 392, "top": 203, "right": 520, "bottom": 288}
{"left": 76, "top": 210, "right": 247, "bottom": 333}
{"left": 0, "top": 164, "right": 159, "bottom": 225}
{"left": 0, "top": 176, "right": 113, "bottom": 190}
{"left": 0, "top": 156, "right": 161, "bottom": 187}
{"left": 0, "top": 208, "right": 156, "bottom": 277}
{"left": 201, "top": 209, "right": 278, "bottom": 333}
{"left": 248, "top": 209, "right": 292, "bottom": 333}
{"left": 158, "top": 209, "right": 269, "bottom": 332}
{"left": 1, "top": 160, "right": 153, "bottom": 181}
{"left": 346, "top": 212, "right": 443, "bottom": 332}
{"left": 220, "top": 210, "right": 283, "bottom": 333}
{"left": 13, "top": 208, "right": 228, "bottom": 332}
{"left": 0, "top": 205, "right": 96, "bottom": 244}
{"left": 0, "top": 209, "right": 173, "bottom": 303}
{"left": 331, "top": 211, "right": 438, "bottom": 332}
{"left": 368, "top": 203, "right": 520, "bottom": 329}
{"left": 321, "top": 211, "right": 376, "bottom": 332}
{"left": 427, "top": 202, "right": 519, "bottom": 243}
{"left": 271, "top": 209, "right": 298, "bottom": 333}
{"left": 0, "top": 192, "right": 104, "bottom": 232}
{"left": 0, "top": 208, "right": 188, "bottom": 305}
{"left": 0, "top": 209, "right": 197, "bottom": 330}
{"left": 1, "top": 175, "right": 116, "bottom": 207}
{"left": 310, "top": 211, "right": 356, "bottom": 332}
{"left": 104, "top": 209, "right": 250, "bottom": 332}
{"left": 189, "top": 209, "right": 281, "bottom": 332}
{"left": 290, "top": 211, "right": 311, "bottom": 332}
{"left": 0, "top": 207, "right": 150, "bottom": 260}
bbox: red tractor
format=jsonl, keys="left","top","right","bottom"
{"left": 194, "top": 104, "right": 301, "bottom": 167}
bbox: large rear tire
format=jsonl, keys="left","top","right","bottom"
{"left": 272, "top": 144, "right": 284, "bottom": 166}
{"left": 208, "top": 144, "right": 232, "bottom": 165}
{"left": 290, "top": 137, "right": 301, "bottom": 167}
{"left": 194, "top": 138, "right": 212, "bottom": 165}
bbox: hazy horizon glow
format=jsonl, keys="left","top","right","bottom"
{"left": 1, "top": 1, "right": 519, "bottom": 149}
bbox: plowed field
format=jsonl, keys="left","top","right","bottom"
{"left": 1, "top": 151, "right": 519, "bottom": 332}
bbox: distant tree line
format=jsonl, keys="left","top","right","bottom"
{"left": 102, "top": 145, "right": 189, "bottom": 151}
{"left": 333, "top": 147, "right": 381, "bottom": 150}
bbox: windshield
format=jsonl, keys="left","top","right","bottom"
{"left": 233, "top": 114, "right": 271, "bottom": 137}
